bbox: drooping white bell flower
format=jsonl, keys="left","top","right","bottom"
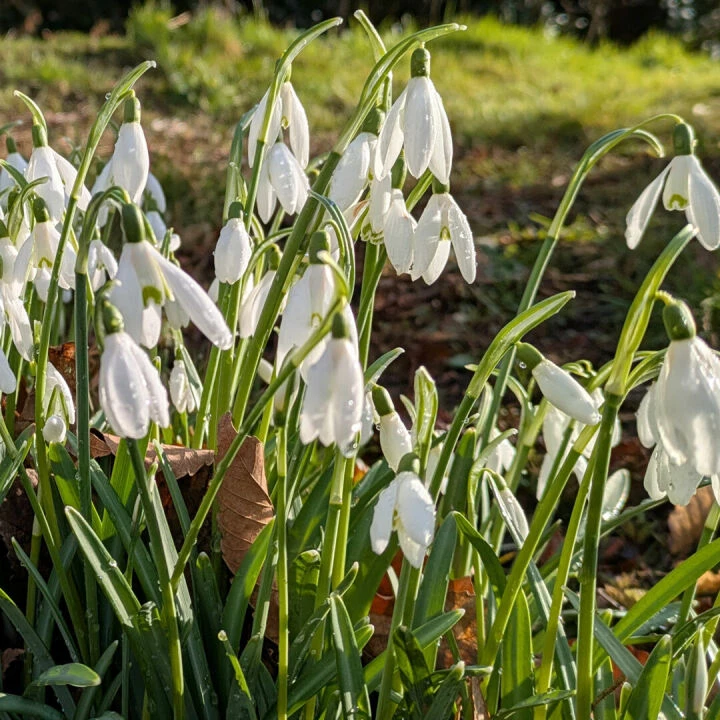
{"left": 0, "top": 346, "right": 14, "bottom": 395}
{"left": 87, "top": 239, "right": 118, "bottom": 292}
{"left": 0, "top": 137, "right": 28, "bottom": 198}
{"left": 42, "top": 362, "right": 75, "bottom": 444}
{"left": 370, "top": 469, "right": 435, "bottom": 568}
{"left": 0, "top": 236, "right": 32, "bottom": 361}
{"left": 51, "top": 148, "right": 91, "bottom": 212}
{"left": 383, "top": 190, "right": 416, "bottom": 276}
{"left": 375, "top": 48, "right": 452, "bottom": 184}
{"left": 372, "top": 385, "right": 413, "bottom": 471}
{"left": 367, "top": 174, "right": 392, "bottom": 237}
{"left": 26, "top": 126, "right": 66, "bottom": 221}
{"left": 653, "top": 302, "right": 720, "bottom": 477}
{"left": 214, "top": 204, "right": 252, "bottom": 285}
{"left": 15, "top": 199, "right": 76, "bottom": 301}
{"left": 518, "top": 343, "right": 602, "bottom": 427}
{"left": 299, "top": 312, "right": 364, "bottom": 451}
{"left": 256, "top": 142, "right": 309, "bottom": 223}
{"left": 277, "top": 231, "right": 337, "bottom": 375}
{"left": 111, "top": 96, "right": 149, "bottom": 205}
{"left": 248, "top": 81, "right": 309, "bottom": 169}
{"left": 169, "top": 358, "right": 197, "bottom": 414}
{"left": 99, "top": 320, "right": 169, "bottom": 439}
{"left": 412, "top": 187, "right": 476, "bottom": 285}
{"left": 625, "top": 122, "right": 720, "bottom": 251}
{"left": 108, "top": 204, "right": 232, "bottom": 350}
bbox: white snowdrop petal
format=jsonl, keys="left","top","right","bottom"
{"left": 376, "top": 88, "right": 407, "bottom": 180}
{"left": 428, "top": 90, "right": 453, "bottom": 185}
{"left": 268, "top": 143, "right": 308, "bottom": 216}
{"left": 27, "top": 147, "right": 65, "bottom": 219}
{"left": 687, "top": 155, "right": 720, "bottom": 251}
{"left": 532, "top": 360, "right": 601, "bottom": 426}
{"left": 43, "top": 415, "right": 67, "bottom": 444}
{"left": 369, "top": 174, "right": 392, "bottom": 233}
{"left": 396, "top": 472, "right": 435, "bottom": 547}
{"left": 663, "top": 155, "right": 692, "bottom": 211}
{"left": 379, "top": 412, "right": 413, "bottom": 471}
{"left": 153, "top": 250, "right": 232, "bottom": 350}
{"left": 636, "top": 385, "right": 657, "bottom": 448}
{"left": 330, "top": 339, "right": 364, "bottom": 449}
{"left": 299, "top": 344, "right": 334, "bottom": 444}
{"left": 248, "top": 90, "right": 281, "bottom": 168}
{"left": 282, "top": 82, "right": 310, "bottom": 169}
{"left": 0, "top": 348, "right": 16, "bottom": 394}
{"left": 643, "top": 446, "right": 665, "bottom": 501}
{"left": 144, "top": 172, "right": 167, "bottom": 213}
{"left": 411, "top": 195, "right": 441, "bottom": 280}
{"left": 329, "top": 133, "right": 372, "bottom": 211}
{"left": 448, "top": 200, "right": 476, "bottom": 283}
{"left": 240, "top": 271, "right": 275, "bottom": 338}
{"left": 108, "top": 253, "right": 146, "bottom": 345}
{"left": 52, "top": 150, "right": 92, "bottom": 212}
{"left": 140, "top": 301, "right": 162, "bottom": 349}
{"left": 256, "top": 163, "right": 276, "bottom": 224}
{"left": 384, "top": 191, "right": 416, "bottom": 275}
{"left": 421, "top": 238, "right": 451, "bottom": 286}
{"left": 215, "top": 217, "right": 252, "bottom": 284}
{"left": 403, "top": 77, "right": 436, "bottom": 179}
{"left": 625, "top": 165, "right": 670, "bottom": 249}
{"left": 6, "top": 297, "right": 33, "bottom": 361}
{"left": 370, "top": 480, "right": 399, "bottom": 556}
{"left": 129, "top": 338, "right": 169, "bottom": 429}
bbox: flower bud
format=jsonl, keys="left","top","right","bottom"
{"left": 42, "top": 415, "right": 67, "bottom": 444}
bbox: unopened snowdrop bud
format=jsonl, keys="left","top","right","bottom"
{"left": 42, "top": 415, "right": 66, "bottom": 444}
{"left": 375, "top": 47, "right": 452, "bottom": 183}
{"left": 518, "top": 343, "right": 601, "bottom": 426}
{"left": 98, "top": 299, "right": 169, "bottom": 439}
{"left": 686, "top": 634, "right": 707, "bottom": 719}
{"left": 299, "top": 311, "right": 364, "bottom": 451}
{"left": 412, "top": 180, "right": 475, "bottom": 285}
{"left": 26, "top": 124, "right": 65, "bottom": 220}
{"left": 654, "top": 300, "right": 720, "bottom": 477}
{"left": 169, "top": 358, "right": 197, "bottom": 414}
{"left": 215, "top": 202, "right": 251, "bottom": 284}
{"left": 370, "top": 464, "right": 435, "bottom": 568}
{"left": 373, "top": 385, "right": 413, "bottom": 471}
{"left": 0, "top": 136, "right": 28, "bottom": 196}
{"left": 626, "top": 121, "right": 720, "bottom": 250}
{"left": 112, "top": 94, "right": 150, "bottom": 205}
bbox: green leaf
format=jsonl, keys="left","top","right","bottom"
{"left": 453, "top": 513, "right": 506, "bottom": 594}
{"left": 0, "top": 694, "right": 63, "bottom": 719}
{"left": 73, "top": 641, "right": 119, "bottom": 720}
{"left": 424, "top": 661, "right": 465, "bottom": 720}
{"left": 501, "top": 587, "right": 534, "bottom": 718}
{"left": 289, "top": 549, "right": 321, "bottom": 639}
{"left": 414, "top": 367, "right": 439, "bottom": 470}
{"left": 621, "top": 635, "right": 672, "bottom": 720}
{"left": 33, "top": 663, "right": 100, "bottom": 688}
{"left": 494, "top": 690, "right": 575, "bottom": 719}
{"left": 330, "top": 595, "right": 371, "bottom": 719}
{"left": 0, "top": 431, "right": 33, "bottom": 505}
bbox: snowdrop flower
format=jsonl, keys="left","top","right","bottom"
{"left": 110, "top": 95, "right": 149, "bottom": 205}
{"left": 108, "top": 203, "right": 232, "bottom": 350}
{"left": 370, "top": 463, "right": 435, "bottom": 569}
{"left": 42, "top": 362, "right": 75, "bottom": 444}
{"left": 277, "top": 231, "right": 337, "bottom": 375}
{"left": 299, "top": 312, "right": 364, "bottom": 452}
{"left": 169, "top": 358, "right": 197, "bottom": 414}
{"left": 98, "top": 305, "right": 169, "bottom": 439}
{"left": 373, "top": 385, "right": 413, "bottom": 471}
{"left": 26, "top": 125, "right": 66, "bottom": 220}
{"left": 16, "top": 199, "right": 76, "bottom": 301}
{"left": 87, "top": 239, "right": 118, "bottom": 292}
{"left": 652, "top": 301, "right": 720, "bottom": 478}
{"left": 329, "top": 108, "right": 383, "bottom": 211}
{"left": 214, "top": 203, "right": 252, "bottom": 285}
{"left": 384, "top": 189, "right": 416, "bottom": 276}
{"left": 146, "top": 210, "right": 181, "bottom": 252}
{"left": 239, "top": 267, "right": 276, "bottom": 338}
{"left": 248, "top": 80, "right": 309, "bottom": 169}
{"left": 256, "top": 142, "right": 309, "bottom": 223}
{"left": 517, "top": 343, "right": 601, "bottom": 426}
{"left": 412, "top": 184, "right": 475, "bottom": 284}
{"left": 626, "top": 122, "right": 720, "bottom": 251}
{"left": 0, "top": 234, "right": 32, "bottom": 360}
{"left": 367, "top": 174, "right": 392, "bottom": 236}
{"left": 0, "top": 347, "right": 14, "bottom": 395}
{"left": 0, "top": 137, "right": 28, "bottom": 197}
{"left": 375, "top": 47, "right": 452, "bottom": 184}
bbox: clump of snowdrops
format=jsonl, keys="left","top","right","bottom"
{"left": 1, "top": 13, "right": 720, "bottom": 720}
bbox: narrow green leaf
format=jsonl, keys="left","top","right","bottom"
{"left": 494, "top": 690, "right": 575, "bottom": 719}
{"left": 621, "top": 635, "right": 672, "bottom": 720}
{"left": 424, "top": 661, "right": 465, "bottom": 720}
{"left": 330, "top": 595, "right": 371, "bottom": 719}
{"left": 73, "top": 641, "right": 119, "bottom": 720}
{"left": 364, "top": 348, "right": 404, "bottom": 388}
{"left": 453, "top": 513, "right": 506, "bottom": 594}
{"left": 0, "top": 694, "right": 63, "bottom": 719}
{"left": 501, "top": 587, "right": 534, "bottom": 718}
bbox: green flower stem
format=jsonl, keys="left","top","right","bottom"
{"left": 482, "top": 119, "right": 671, "bottom": 445}
{"left": 275, "top": 424, "right": 289, "bottom": 720}
{"left": 128, "top": 439, "right": 184, "bottom": 719}
{"left": 534, "top": 454, "right": 596, "bottom": 717}
{"left": 376, "top": 559, "right": 417, "bottom": 720}
{"left": 172, "top": 298, "right": 344, "bottom": 590}
{"left": 331, "top": 457, "right": 356, "bottom": 589}
{"left": 575, "top": 397, "right": 621, "bottom": 718}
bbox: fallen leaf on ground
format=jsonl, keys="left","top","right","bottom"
{"left": 668, "top": 486, "right": 714, "bottom": 556}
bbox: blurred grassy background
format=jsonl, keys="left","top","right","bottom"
{"left": 1, "top": 3, "right": 719, "bottom": 398}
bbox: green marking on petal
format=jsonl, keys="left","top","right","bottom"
{"left": 440, "top": 225, "right": 451, "bottom": 242}
{"left": 667, "top": 194, "right": 689, "bottom": 210}
{"left": 142, "top": 285, "right": 163, "bottom": 306}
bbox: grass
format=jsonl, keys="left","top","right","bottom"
{"left": 1, "top": 4, "right": 719, "bottom": 388}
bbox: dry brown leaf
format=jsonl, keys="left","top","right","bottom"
{"left": 2, "top": 648, "right": 23, "bottom": 673}
{"left": 215, "top": 412, "right": 273, "bottom": 574}
{"left": 668, "top": 486, "right": 714, "bottom": 556}
{"left": 697, "top": 570, "right": 720, "bottom": 595}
